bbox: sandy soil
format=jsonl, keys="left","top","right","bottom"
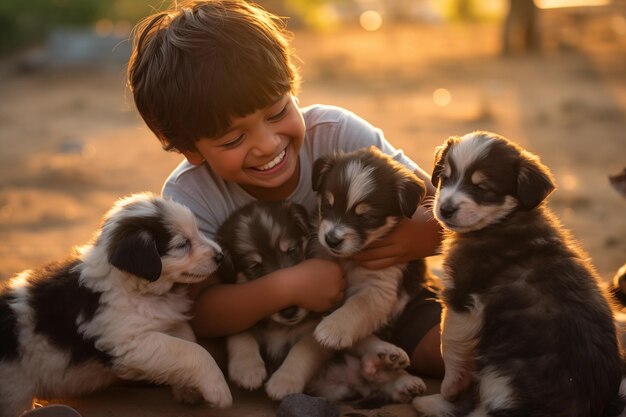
{"left": 0, "top": 18, "right": 625, "bottom": 416}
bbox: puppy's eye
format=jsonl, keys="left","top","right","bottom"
{"left": 357, "top": 212, "right": 372, "bottom": 221}
{"left": 475, "top": 183, "right": 491, "bottom": 192}
{"left": 174, "top": 239, "right": 191, "bottom": 250}
{"left": 320, "top": 199, "right": 331, "bottom": 212}
{"left": 247, "top": 262, "right": 260, "bottom": 271}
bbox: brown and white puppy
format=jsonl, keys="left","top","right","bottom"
{"left": 216, "top": 200, "right": 425, "bottom": 404}
{"left": 413, "top": 131, "right": 625, "bottom": 417}
{"left": 0, "top": 193, "right": 231, "bottom": 417}
{"left": 311, "top": 146, "right": 432, "bottom": 362}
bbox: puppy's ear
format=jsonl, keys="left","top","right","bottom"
{"left": 312, "top": 156, "right": 335, "bottom": 192}
{"left": 398, "top": 173, "right": 426, "bottom": 218}
{"left": 517, "top": 151, "right": 556, "bottom": 209}
{"left": 109, "top": 234, "right": 162, "bottom": 281}
{"left": 432, "top": 137, "right": 456, "bottom": 188}
{"left": 289, "top": 202, "right": 311, "bottom": 236}
{"left": 288, "top": 202, "right": 314, "bottom": 256}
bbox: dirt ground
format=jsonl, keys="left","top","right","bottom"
{"left": 0, "top": 18, "right": 625, "bottom": 416}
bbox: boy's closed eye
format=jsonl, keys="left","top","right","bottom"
{"left": 221, "top": 134, "right": 245, "bottom": 149}
{"left": 267, "top": 103, "right": 289, "bottom": 122}
{"left": 218, "top": 98, "right": 291, "bottom": 149}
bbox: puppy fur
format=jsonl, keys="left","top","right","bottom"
{"left": 413, "top": 131, "right": 625, "bottom": 417}
{"left": 0, "top": 193, "right": 231, "bottom": 417}
{"left": 311, "top": 146, "right": 433, "bottom": 353}
{"left": 215, "top": 200, "right": 425, "bottom": 404}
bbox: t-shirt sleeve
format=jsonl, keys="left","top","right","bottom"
{"left": 305, "top": 105, "right": 419, "bottom": 173}
{"left": 162, "top": 174, "right": 221, "bottom": 239}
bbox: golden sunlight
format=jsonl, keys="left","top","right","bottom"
{"left": 534, "top": 0, "right": 610, "bottom": 9}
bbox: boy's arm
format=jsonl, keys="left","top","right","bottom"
{"left": 189, "top": 259, "right": 345, "bottom": 338}
{"left": 351, "top": 167, "right": 443, "bottom": 270}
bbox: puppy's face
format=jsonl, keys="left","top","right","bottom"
{"left": 99, "top": 193, "right": 223, "bottom": 289}
{"left": 432, "top": 131, "right": 555, "bottom": 233}
{"left": 312, "top": 147, "right": 425, "bottom": 257}
{"left": 216, "top": 201, "right": 311, "bottom": 325}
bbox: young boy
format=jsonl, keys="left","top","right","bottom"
{"left": 127, "top": 0, "right": 444, "bottom": 379}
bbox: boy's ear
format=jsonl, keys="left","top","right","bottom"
{"left": 181, "top": 149, "right": 205, "bottom": 166}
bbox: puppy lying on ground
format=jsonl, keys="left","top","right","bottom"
{"left": 311, "top": 146, "right": 434, "bottom": 355}
{"left": 0, "top": 193, "right": 231, "bottom": 417}
{"left": 413, "top": 132, "right": 625, "bottom": 417}
{"left": 216, "top": 200, "right": 424, "bottom": 404}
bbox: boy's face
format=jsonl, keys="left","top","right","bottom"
{"left": 183, "top": 94, "right": 305, "bottom": 200}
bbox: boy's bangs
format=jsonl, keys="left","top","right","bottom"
{"left": 203, "top": 57, "right": 293, "bottom": 139}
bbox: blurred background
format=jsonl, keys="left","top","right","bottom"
{"left": 0, "top": 0, "right": 625, "bottom": 282}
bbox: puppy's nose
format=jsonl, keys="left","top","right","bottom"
{"left": 325, "top": 233, "right": 343, "bottom": 249}
{"left": 280, "top": 306, "right": 299, "bottom": 319}
{"left": 214, "top": 252, "right": 224, "bottom": 264}
{"left": 439, "top": 203, "right": 458, "bottom": 219}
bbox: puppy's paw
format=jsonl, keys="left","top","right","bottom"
{"left": 412, "top": 394, "right": 456, "bottom": 417}
{"left": 361, "top": 341, "right": 410, "bottom": 379}
{"left": 265, "top": 369, "right": 306, "bottom": 401}
{"left": 314, "top": 318, "right": 355, "bottom": 349}
{"left": 389, "top": 373, "right": 427, "bottom": 403}
{"left": 229, "top": 356, "right": 267, "bottom": 390}
{"left": 172, "top": 386, "right": 203, "bottom": 404}
{"left": 198, "top": 377, "right": 233, "bottom": 408}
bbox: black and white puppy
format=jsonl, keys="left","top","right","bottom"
{"left": 413, "top": 131, "right": 625, "bottom": 417}
{"left": 0, "top": 193, "right": 232, "bottom": 417}
{"left": 215, "top": 200, "right": 326, "bottom": 401}
{"left": 311, "top": 146, "right": 432, "bottom": 356}
{"left": 216, "top": 200, "right": 425, "bottom": 404}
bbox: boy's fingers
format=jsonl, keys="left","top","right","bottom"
{"left": 358, "top": 256, "right": 398, "bottom": 270}
{"left": 352, "top": 244, "right": 397, "bottom": 261}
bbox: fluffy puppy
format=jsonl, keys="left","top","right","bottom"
{"left": 0, "top": 193, "right": 232, "bottom": 417}
{"left": 216, "top": 200, "right": 424, "bottom": 404}
{"left": 413, "top": 132, "right": 625, "bottom": 417}
{"left": 311, "top": 146, "right": 431, "bottom": 352}
{"left": 215, "top": 200, "right": 326, "bottom": 401}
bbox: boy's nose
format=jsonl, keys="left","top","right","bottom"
{"left": 252, "top": 131, "right": 282, "bottom": 156}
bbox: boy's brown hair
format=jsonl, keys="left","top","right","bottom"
{"left": 127, "top": 0, "right": 300, "bottom": 153}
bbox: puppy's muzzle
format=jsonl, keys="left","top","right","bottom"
{"left": 439, "top": 202, "right": 458, "bottom": 220}
{"left": 214, "top": 251, "right": 224, "bottom": 265}
{"left": 324, "top": 232, "right": 344, "bottom": 249}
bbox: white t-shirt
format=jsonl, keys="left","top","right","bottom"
{"left": 162, "top": 104, "right": 419, "bottom": 238}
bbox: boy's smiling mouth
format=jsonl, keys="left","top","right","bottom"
{"left": 254, "top": 149, "right": 287, "bottom": 172}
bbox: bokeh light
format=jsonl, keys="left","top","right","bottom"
{"left": 560, "top": 173, "right": 579, "bottom": 191}
{"left": 359, "top": 10, "right": 383, "bottom": 32}
{"left": 433, "top": 88, "right": 452, "bottom": 106}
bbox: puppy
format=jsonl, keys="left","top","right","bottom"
{"left": 413, "top": 131, "right": 625, "bottom": 417}
{"left": 311, "top": 146, "right": 432, "bottom": 353}
{"left": 216, "top": 200, "right": 425, "bottom": 404}
{"left": 0, "top": 193, "right": 232, "bottom": 417}
{"left": 215, "top": 200, "right": 327, "bottom": 401}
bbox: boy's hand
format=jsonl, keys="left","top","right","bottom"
{"left": 288, "top": 259, "right": 345, "bottom": 312}
{"left": 351, "top": 215, "right": 442, "bottom": 270}
{"left": 351, "top": 218, "right": 416, "bottom": 270}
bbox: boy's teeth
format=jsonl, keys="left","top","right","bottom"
{"left": 256, "top": 150, "right": 286, "bottom": 171}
